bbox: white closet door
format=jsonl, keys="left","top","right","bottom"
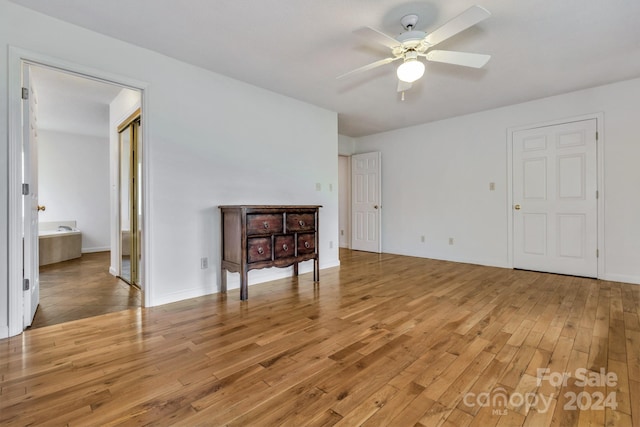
{"left": 512, "top": 119, "right": 597, "bottom": 277}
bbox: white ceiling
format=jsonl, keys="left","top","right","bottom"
{"left": 30, "top": 66, "right": 124, "bottom": 137}
{"left": 11, "top": 0, "right": 640, "bottom": 137}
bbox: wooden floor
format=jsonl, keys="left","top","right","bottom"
{"left": 31, "top": 252, "right": 141, "bottom": 329}
{"left": 1, "top": 249, "right": 639, "bottom": 426}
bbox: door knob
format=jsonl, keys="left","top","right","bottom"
{"left": 374, "top": 205, "right": 379, "bottom": 209}
{"left": 37, "top": 205, "right": 46, "bottom": 212}
{"left": 514, "top": 204, "right": 521, "bottom": 210}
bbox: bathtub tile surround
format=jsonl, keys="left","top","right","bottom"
{"left": 39, "top": 221, "right": 82, "bottom": 266}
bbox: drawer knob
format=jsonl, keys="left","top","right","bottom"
{"left": 282, "top": 244, "right": 288, "bottom": 251}
{"left": 299, "top": 220, "right": 305, "bottom": 226}
{"left": 304, "top": 241, "right": 310, "bottom": 249}
{"left": 263, "top": 222, "right": 269, "bottom": 229}
{"left": 257, "top": 247, "right": 264, "bottom": 255}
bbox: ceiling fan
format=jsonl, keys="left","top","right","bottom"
{"left": 338, "top": 5, "right": 491, "bottom": 94}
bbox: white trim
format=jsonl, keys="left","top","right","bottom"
{"left": 82, "top": 247, "right": 110, "bottom": 253}
{"left": 338, "top": 154, "right": 352, "bottom": 250}
{"left": 600, "top": 273, "right": 640, "bottom": 285}
{"left": 8, "top": 48, "right": 24, "bottom": 337}
{"left": 595, "top": 114, "right": 605, "bottom": 282}
{"left": 506, "top": 112, "right": 605, "bottom": 279}
{"left": 7, "top": 46, "right": 151, "bottom": 337}
{"left": 140, "top": 92, "right": 152, "bottom": 308}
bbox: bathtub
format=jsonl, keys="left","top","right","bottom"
{"left": 39, "top": 221, "right": 82, "bottom": 266}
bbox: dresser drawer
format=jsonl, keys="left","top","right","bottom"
{"left": 287, "top": 213, "right": 315, "bottom": 232}
{"left": 274, "top": 235, "right": 295, "bottom": 259}
{"left": 247, "top": 237, "right": 272, "bottom": 263}
{"left": 247, "top": 214, "right": 283, "bottom": 235}
{"left": 297, "top": 233, "right": 316, "bottom": 255}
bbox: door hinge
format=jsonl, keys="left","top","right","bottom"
{"left": 23, "top": 278, "right": 30, "bottom": 291}
{"left": 596, "top": 249, "right": 599, "bottom": 258}
{"left": 21, "top": 87, "right": 29, "bottom": 100}
{"left": 22, "top": 183, "right": 29, "bottom": 195}
{"left": 595, "top": 131, "right": 598, "bottom": 141}
{"left": 596, "top": 190, "right": 599, "bottom": 199}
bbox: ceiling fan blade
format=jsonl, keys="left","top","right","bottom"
{"left": 424, "top": 50, "right": 490, "bottom": 68}
{"left": 397, "top": 80, "right": 412, "bottom": 92}
{"left": 354, "top": 26, "right": 402, "bottom": 50}
{"left": 424, "top": 5, "right": 490, "bottom": 47}
{"left": 337, "top": 57, "right": 399, "bottom": 79}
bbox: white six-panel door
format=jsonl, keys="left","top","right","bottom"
{"left": 23, "top": 65, "right": 40, "bottom": 326}
{"left": 351, "top": 152, "right": 381, "bottom": 253}
{"left": 512, "top": 119, "right": 598, "bottom": 277}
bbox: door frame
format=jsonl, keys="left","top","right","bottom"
{"left": 117, "top": 109, "right": 142, "bottom": 286}
{"left": 338, "top": 155, "right": 351, "bottom": 249}
{"left": 7, "top": 46, "right": 150, "bottom": 337}
{"left": 506, "top": 113, "right": 605, "bottom": 277}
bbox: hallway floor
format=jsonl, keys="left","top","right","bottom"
{"left": 30, "top": 251, "right": 141, "bottom": 329}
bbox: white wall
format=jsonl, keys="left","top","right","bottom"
{"left": 38, "top": 130, "right": 110, "bottom": 252}
{"left": 355, "top": 77, "right": 640, "bottom": 284}
{"left": 338, "top": 134, "right": 356, "bottom": 156}
{"left": 0, "top": 0, "right": 339, "bottom": 337}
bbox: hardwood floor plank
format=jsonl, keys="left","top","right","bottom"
{"left": 360, "top": 381, "right": 424, "bottom": 426}
{"left": 626, "top": 329, "right": 640, "bottom": 382}
{"left": 332, "top": 384, "right": 399, "bottom": 426}
{"left": 629, "top": 379, "right": 640, "bottom": 426}
{"left": 498, "top": 345, "right": 536, "bottom": 390}
{"left": 523, "top": 397, "right": 556, "bottom": 426}
{"left": 606, "top": 358, "right": 631, "bottom": 420}
{"left": 549, "top": 349, "right": 588, "bottom": 427}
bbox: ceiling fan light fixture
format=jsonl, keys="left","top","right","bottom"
{"left": 397, "top": 58, "right": 425, "bottom": 83}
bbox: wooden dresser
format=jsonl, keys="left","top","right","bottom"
{"left": 219, "top": 205, "right": 321, "bottom": 300}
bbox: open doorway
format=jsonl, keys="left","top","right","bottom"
{"left": 25, "top": 64, "right": 142, "bottom": 328}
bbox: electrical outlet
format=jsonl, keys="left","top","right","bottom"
{"left": 489, "top": 182, "right": 495, "bottom": 191}
{"left": 315, "top": 182, "right": 321, "bottom": 191}
{"left": 200, "top": 257, "right": 208, "bottom": 269}
{"left": 329, "top": 183, "right": 333, "bottom": 192}
{"left": 329, "top": 241, "right": 333, "bottom": 249}
{"left": 449, "top": 238, "right": 454, "bottom": 245}
{"left": 340, "top": 229, "right": 344, "bottom": 236}
{"left": 420, "top": 235, "right": 425, "bottom": 243}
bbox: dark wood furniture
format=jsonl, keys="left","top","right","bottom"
{"left": 219, "top": 205, "right": 321, "bottom": 300}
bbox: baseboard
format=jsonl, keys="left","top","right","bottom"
{"left": 82, "top": 246, "right": 110, "bottom": 254}
{"left": 149, "top": 287, "right": 211, "bottom": 307}
{"left": 600, "top": 273, "right": 640, "bottom": 285}
{"left": 109, "top": 266, "right": 118, "bottom": 276}
{"left": 151, "top": 261, "right": 342, "bottom": 307}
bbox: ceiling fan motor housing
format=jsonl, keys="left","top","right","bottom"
{"left": 396, "top": 30, "right": 428, "bottom": 51}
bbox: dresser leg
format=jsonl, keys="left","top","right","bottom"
{"left": 240, "top": 269, "right": 248, "bottom": 301}
{"left": 313, "top": 258, "right": 319, "bottom": 282}
{"left": 221, "top": 268, "right": 227, "bottom": 293}
{"left": 293, "top": 262, "right": 299, "bottom": 276}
